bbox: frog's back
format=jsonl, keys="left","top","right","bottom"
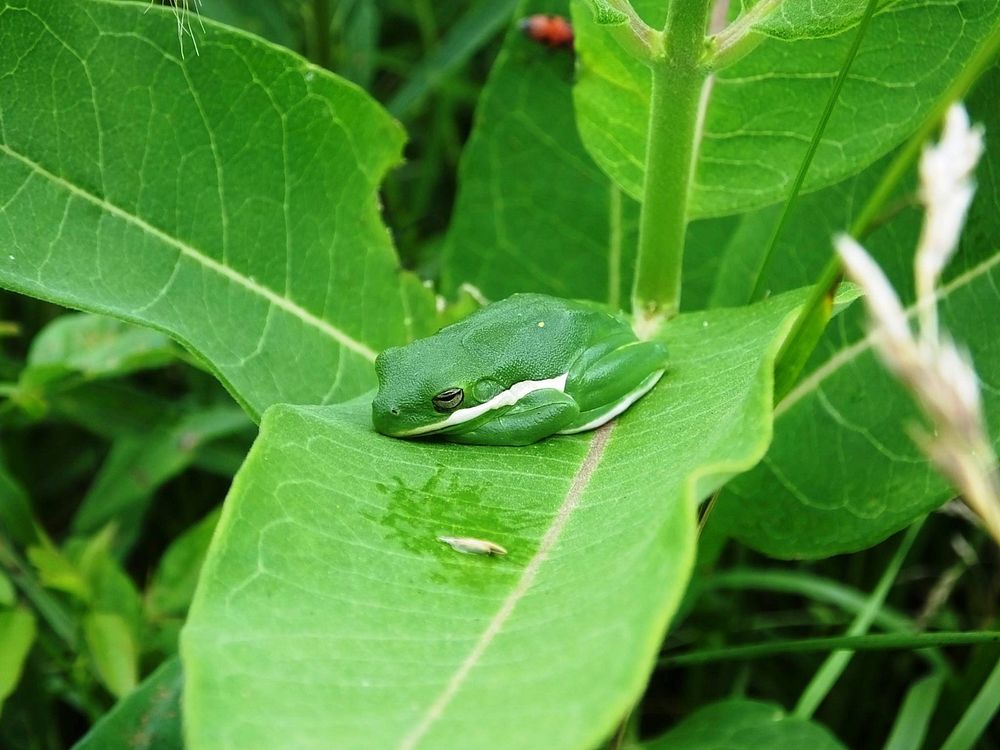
{"left": 447, "top": 294, "right": 629, "bottom": 379}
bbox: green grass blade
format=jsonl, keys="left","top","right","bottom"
{"left": 794, "top": 520, "right": 923, "bottom": 719}
{"left": 746, "top": 0, "right": 881, "bottom": 303}
{"left": 699, "top": 568, "right": 916, "bottom": 633}
{"left": 661, "top": 632, "right": 998, "bottom": 667}
{"left": 882, "top": 671, "right": 946, "bottom": 750}
{"left": 388, "top": 0, "right": 518, "bottom": 117}
{"left": 939, "top": 658, "right": 1000, "bottom": 750}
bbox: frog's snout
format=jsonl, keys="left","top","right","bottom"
{"left": 371, "top": 392, "right": 403, "bottom": 435}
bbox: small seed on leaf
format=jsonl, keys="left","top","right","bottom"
{"left": 437, "top": 536, "right": 508, "bottom": 556}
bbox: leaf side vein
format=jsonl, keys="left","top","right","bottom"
{"left": 0, "top": 142, "right": 377, "bottom": 362}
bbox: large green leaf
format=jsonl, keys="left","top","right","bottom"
{"left": 716, "top": 252, "right": 1000, "bottom": 557}
{"left": 180, "top": 291, "right": 810, "bottom": 750}
{"left": 0, "top": 0, "right": 422, "bottom": 420}
{"left": 571, "top": 0, "right": 999, "bottom": 217}
{"left": 710, "top": 68, "right": 1000, "bottom": 558}
{"left": 706, "top": 153, "right": 897, "bottom": 309}
{"left": 643, "top": 699, "right": 846, "bottom": 749}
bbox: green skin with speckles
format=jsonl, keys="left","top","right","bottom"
{"left": 371, "top": 294, "right": 668, "bottom": 446}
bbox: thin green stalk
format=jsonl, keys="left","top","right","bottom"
{"left": 312, "top": 0, "right": 332, "bottom": 70}
{"left": 608, "top": 184, "right": 624, "bottom": 310}
{"left": 661, "top": 630, "right": 997, "bottom": 667}
{"left": 387, "top": 0, "right": 518, "bottom": 117}
{"left": 939, "top": 658, "right": 1000, "bottom": 750}
{"left": 748, "top": 0, "right": 880, "bottom": 302}
{"left": 601, "top": 0, "right": 662, "bottom": 61}
{"left": 883, "top": 671, "right": 947, "bottom": 750}
{"left": 706, "top": 0, "right": 778, "bottom": 69}
{"left": 793, "top": 520, "right": 923, "bottom": 719}
{"left": 698, "top": 568, "right": 915, "bottom": 632}
{"left": 632, "top": 0, "right": 714, "bottom": 329}
{"left": 774, "top": 18, "right": 1000, "bottom": 395}
{"left": 0, "top": 534, "right": 76, "bottom": 647}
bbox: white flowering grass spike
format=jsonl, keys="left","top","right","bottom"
{"left": 916, "top": 104, "right": 985, "bottom": 340}
{"left": 835, "top": 103, "right": 1000, "bottom": 546}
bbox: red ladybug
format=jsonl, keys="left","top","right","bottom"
{"left": 519, "top": 14, "right": 574, "bottom": 49}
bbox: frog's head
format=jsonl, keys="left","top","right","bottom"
{"left": 372, "top": 340, "right": 505, "bottom": 439}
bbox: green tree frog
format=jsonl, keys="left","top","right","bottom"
{"left": 372, "top": 293, "right": 668, "bottom": 446}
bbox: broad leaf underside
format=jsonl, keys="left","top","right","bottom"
{"left": 573, "top": 0, "right": 1000, "bottom": 218}
{"left": 712, "top": 65, "right": 1000, "bottom": 558}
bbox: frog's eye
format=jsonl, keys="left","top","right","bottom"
{"left": 432, "top": 387, "right": 464, "bottom": 412}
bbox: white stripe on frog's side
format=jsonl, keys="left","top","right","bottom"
{"left": 394, "top": 373, "right": 570, "bottom": 436}
{"left": 558, "top": 368, "right": 664, "bottom": 434}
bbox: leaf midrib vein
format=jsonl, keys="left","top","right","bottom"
{"left": 397, "top": 423, "right": 615, "bottom": 749}
{"left": 0, "top": 142, "right": 377, "bottom": 362}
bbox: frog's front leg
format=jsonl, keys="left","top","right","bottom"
{"left": 448, "top": 389, "right": 579, "bottom": 446}
{"left": 560, "top": 339, "right": 668, "bottom": 433}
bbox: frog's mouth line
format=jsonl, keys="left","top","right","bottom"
{"left": 391, "top": 372, "right": 570, "bottom": 437}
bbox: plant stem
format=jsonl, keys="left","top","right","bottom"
{"left": 632, "top": 0, "right": 713, "bottom": 330}
{"left": 661, "top": 630, "right": 997, "bottom": 667}
{"left": 707, "top": 0, "right": 777, "bottom": 69}
{"left": 608, "top": 184, "right": 623, "bottom": 310}
{"left": 601, "top": 0, "right": 663, "bottom": 61}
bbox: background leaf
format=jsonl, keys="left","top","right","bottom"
{"left": 440, "top": 0, "right": 640, "bottom": 307}
{"left": 642, "top": 699, "right": 846, "bottom": 749}
{"left": 83, "top": 612, "right": 138, "bottom": 699}
{"left": 387, "top": 0, "right": 519, "bottom": 118}
{"left": 709, "top": 67, "right": 1000, "bottom": 558}
{"left": 196, "top": 0, "right": 300, "bottom": 50}
{"left": 0, "top": 608, "right": 35, "bottom": 716}
{"left": 0, "top": 452, "right": 35, "bottom": 547}
{"left": 72, "top": 656, "right": 182, "bottom": 750}
{"left": 571, "top": 0, "right": 999, "bottom": 217}
{"left": 181, "top": 291, "right": 808, "bottom": 750}
{"left": 71, "top": 406, "right": 249, "bottom": 541}
{"left": 439, "top": 0, "right": 731, "bottom": 311}
{"left": 146, "top": 509, "right": 221, "bottom": 623}
{"left": 0, "top": 0, "right": 424, "bottom": 420}
{"left": 24, "top": 314, "right": 176, "bottom": 384}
